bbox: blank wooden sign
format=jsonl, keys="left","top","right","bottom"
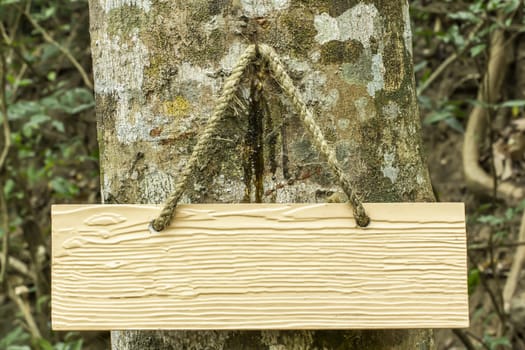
{"left": 51, "top": 203, "right": 468, "bottom": 330}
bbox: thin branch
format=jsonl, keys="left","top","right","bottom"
{"left": 0, "top": 46, "right": 10, "bottom": 289}
{"left": 472, "top": 24, "right": 510, "bottom": 328}
{"left": 8, "top": 0, "right": 27, "bottom": 45}
{"left": 468, "top": 250, "right": 507, "bottom": 327}
{"left": 452, "top": 329, "right": 477, "bottom": 350}
{"left": 488, "top": 221, "right": 506, "bottom": 325}
{"left": 0, "top": 45, "right": 11, "bottom": 169}
{"left": 0, "top": 1, "right": 28, "bottom": 63}
{"left": 9, "top": 63, "right": 28, "bottom": 102}
{"left": 0, "top": 184, "right": 8, "bottom": 287}
{"left": 469, "top": 240, "right": 525, "bottom": 251}
{"left": 7, "top": 283, "right": 42, "bottom": 339}
{"left": 0, "top": 253, "right": 34, "bottom": 279}
{"left": 0, "top": 21, "right": 10, "bottom": 44}
{"left": 22, "top": 10, "right": 93, "bottom": 90}
{"left": 417, "top": 21, "right": 485, "bottom": 96}
{"left": 464, "top": 330, "right": 492, "bottom": 350}
{"left": 0, "top": 28, "right": 30, "bottom": 101}
{"left": 503, "top": 209, "right": 525, "bottom": 312}
{"left": 1, "top": 21, "right": 43, "bottom": 83}
{"left": 462, "top": 19, "right": 524, "bottom": 201}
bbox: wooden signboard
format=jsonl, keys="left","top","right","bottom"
{"left": 51, "top": 202, "right": 468, "bottom": 330}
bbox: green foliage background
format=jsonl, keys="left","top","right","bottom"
{"left": 0, "top": 0, "right": 99, "bottom": 348}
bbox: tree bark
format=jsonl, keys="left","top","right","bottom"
{"left": 89, "top": 0, "right": 435, "bottom": 348}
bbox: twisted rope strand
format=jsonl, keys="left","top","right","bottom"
{"left": 258, "top": 44, "right": 370, "bottom": 227}
{"left": 152, "top": 43, "right": 369, "bottom": 231}
{"left": 151, "top": 44, "right": 257, "bottom": 231}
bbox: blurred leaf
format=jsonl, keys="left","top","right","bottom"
{"left": 42, "top": 88, "right": 94, "bottom": 115}
{"left": 449, "top": 11, "right": 481, "bottom": 23}
{"left": 18, "top": 148, "right": 36, "bottom": 158}
{"left": 516, "top": 199, "right": 525, "bottom": 212}
{"left": 37, "top": 295, "right": 50, "bottom": 314}
{"left": 36, "top": 338, "right": 54, "bottom": 350}
{"left": 487, "top": 0, "right": 520, "bottom": 13}
{"left": 0, "top": 0, "right": 22, "bottom": 5}
{"left": 69, "top": 339, "right": 83, "bottom": 350}
{"left": 417, "top": 95, "right": 433, "bottom": 110}
{"left": 0, "top": 327, "right": 30, "bottom": 347}
{"left": 52, "top": 120, "right": 65, "bottom": 132}
{"left": 467, "top": 99, "right": 501, "bottom": 110}
{"left": 467, "top": 1, "right": 484, "bottom": 14}
{"left": 34, "top": 6, "right": 56, "bottom": 21}
{"left": 424, "top": 109, "right": 454, "bottom": 124}
{"left": 31, "top": 114, "right": 51, "bottom": 125}
{"left": 16, "top": 79, "right": 33, "bottom": 87}
{"left": 468, "top": 268, "right": 480, "bottom": 295}
{"left": 50, "top": 177, "right": 79, "bottom": 198}
{"left": 500, "top": 100, "right": 525, "bottom": 108}
{"left": 47, "top": 71, "right": 57, "bottom": 82}
{"left": 470, "top": 43, "right": 486, "bottom": 57}
{"left": 483, "top": 334, "right": 512, "bottom": 350}
{"left": 477, "top": 203, "right": 493, "bottom": 213}
{"left": 62, "top": 338, "right": 83, "bottom": 350}
{"left": 494, "top": 230, "right": 508, "bottom": 241}
{"left": 424, "top": 100, "right": 465, "bottom": 132}
{"left": 8, "top": 101, "right": 44, "bottom": 121}
{"left": 445, "top": 117, "right": 465, "bottom": 133}
{"left": 477, "top": 215, "right": 505, "bottom": 225}
{"left": 4, "top": 178, "right": 15, "bottom": 197}
{"left": 41, "top": 43, "right": 60, "bottom": 62}
{"left": 414, "top": 60, "right": 427, "bottom": 73}
{"left": 443, "top": 25, "right": 465, "bottom": 49}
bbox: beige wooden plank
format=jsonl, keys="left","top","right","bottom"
{"left": 51, "top": 203, "right": 468, "bottom": 330}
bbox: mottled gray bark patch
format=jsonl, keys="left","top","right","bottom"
{"left": 240, "top": 0, "right": 290, "bottom": 17}
{"left": 100, "top": 0, "right": 151, "bottom": 13}
{"left": 314, "top": 3, "right": 380, "bottom": 48}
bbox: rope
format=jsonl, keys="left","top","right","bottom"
{"left": 258, "top": 44, "right": 369, "bottom": 227}
{"left": 151, "top": 43, "right": 370, "bottom": 231}
{"left": 150, "top": 44, "right": 257, "bottom": 231}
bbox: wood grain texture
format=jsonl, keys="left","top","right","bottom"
{"left": 51, "top": 203, "right": 468, "bottom": 330}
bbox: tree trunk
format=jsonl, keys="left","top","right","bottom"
{"left": 89, "top": 0, "right": 435, "bottom": 348}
